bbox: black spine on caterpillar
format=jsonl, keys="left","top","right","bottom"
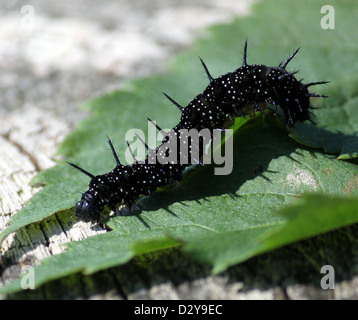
{"left": 69, "top": 40, "right": 327, "bottom": 222}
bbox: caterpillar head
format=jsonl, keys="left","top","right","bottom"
{"left": 69, "top": 138, "right": 128, "bottom": 222}
{"left": 75, "top": 189, "right": 104, "bottom": 222}
{"left": 69, "top": 163, "right": 110, "bottom": 222}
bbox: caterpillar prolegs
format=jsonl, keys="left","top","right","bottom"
{"left": 69, "top": 40, "right": 327, "bottom": 223}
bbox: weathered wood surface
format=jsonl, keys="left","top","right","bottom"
{"left": 1, "top": 0, "right": 357, "bottom": 300}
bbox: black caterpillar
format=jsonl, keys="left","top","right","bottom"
{"left": 69, "top": 40, "right": 327, "bottom": 223}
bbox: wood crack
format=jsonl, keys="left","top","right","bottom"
{"left": 2, "top": 131, "right": 43, "bottom": 173}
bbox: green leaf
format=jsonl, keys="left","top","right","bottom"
{"left": 1, "top": 0, "right": 358, "bottom": 293}
{"left": 184, "top": 194, "right": 358, "bottom": 274}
